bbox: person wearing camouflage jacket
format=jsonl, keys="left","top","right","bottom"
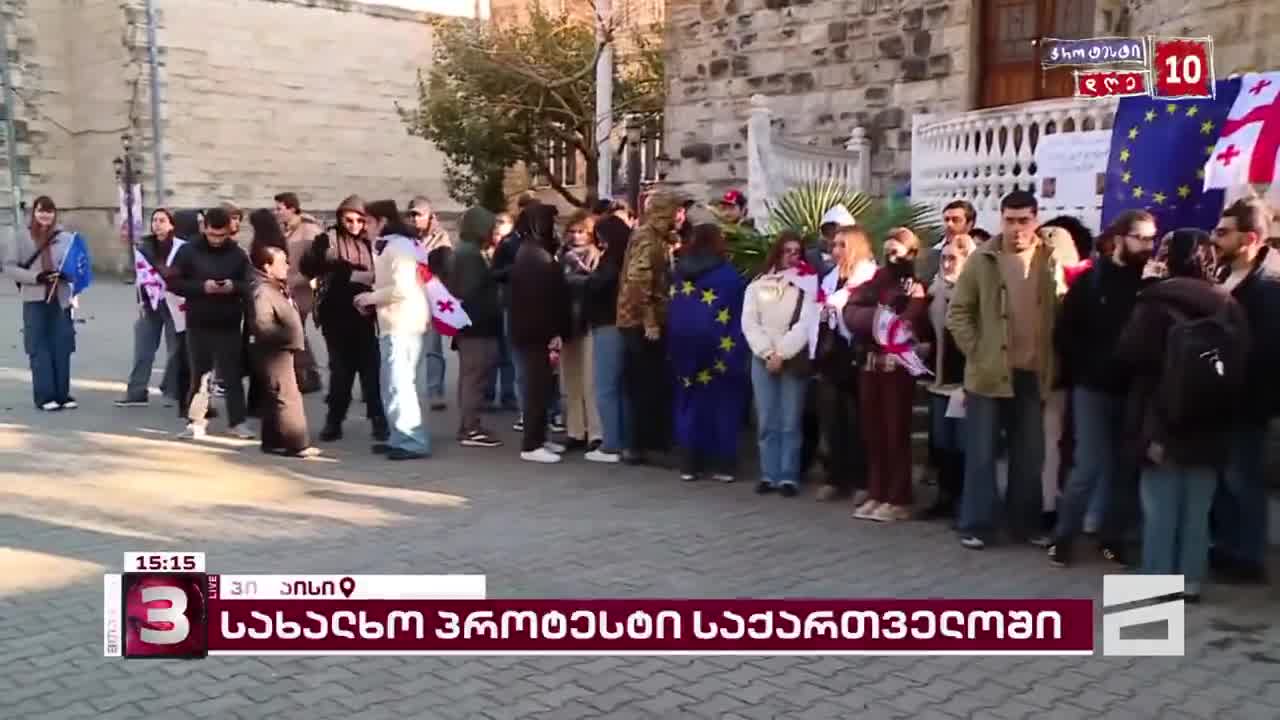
{"left": 615, "top": 191, "right": 685, "bottom": 461}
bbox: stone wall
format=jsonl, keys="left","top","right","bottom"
{"left": 1, "top": 0, "right": 470, "bottom": 271}
{"left": 1108, "top": 0, "right": 1280, "bottom": 77}
{"left": 663, "top": 0, "right": 973, "bottom": 198}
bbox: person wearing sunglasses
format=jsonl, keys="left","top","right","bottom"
{"left": 299, "top": 195, "right": 388, "bottom": 444}
{"left": 1045, "top": 209, "right": 1155, "bottom": 568}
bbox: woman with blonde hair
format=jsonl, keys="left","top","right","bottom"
{"left": 813, "top": 225, "right": 878, "bottom": 502}
{"left": 560, "top": 209, "right": 604, "bottom": 450}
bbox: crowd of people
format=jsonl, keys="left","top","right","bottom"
{"left": 4, "top": 185, "right": 1277, "bottom": 602}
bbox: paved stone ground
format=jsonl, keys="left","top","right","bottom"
{"left": 1, "top": 283, "right": 1278, "bottom": 720}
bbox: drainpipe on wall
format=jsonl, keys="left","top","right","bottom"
{"left": 0, "top": 7, "right": 24, "bottom": 235}
{"left": 143, "top": 0, "right": 166, "bottom": 206}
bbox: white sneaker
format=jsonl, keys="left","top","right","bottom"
{"left": 543, "top": 441, "right": 566, "bottom": 454}
{"left": 228, "top": 424, "right": 256, "bottom": 440}
{"left": 520, "top": 447, "right": 562, "bottom": 463}
{"left": 584, "top": 449, "right": 620, "bottom": 463}
{"left": 39, "top": 400, "right": 61, "bottom": 411}
{"left": 178, "top": 423, "right": 207, "bottom": 440}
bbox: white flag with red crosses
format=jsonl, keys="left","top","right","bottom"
{"left": 411, "top": 244, "right": 471, "bottom": 336}
{"left": 1203, "top": 72, "right": 1280, "bottom": 189}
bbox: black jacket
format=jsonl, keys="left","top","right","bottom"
{"left": 561, "top": 244, "right": 598, "bottom": 339}
{"left": 247, "top": 270, "right": 305, "bottom": 353}
{"left": 299, "top": 229, "right": 375, "bottom": 333}
{"left": 170, "top": 237, "right": 250, "bottom": 332}
{"left": 1054, "top": 256, "right": 1144, "bottom": 394}
{"left": 509, "top": 238, "right": 571, "bottom": 347}
{"left": 490, "top": 232, "right": 522, "bottom": 307}
{"left": 447, "top": 208, "right": 502, "bottom": 338}
{"left": 1224, "top": 244, "right": 1280, "bottom": 426}
{"left": 1115, "top": 277, "right": 1247, "bottom": 468}
{"left": 585, "top": 216, "right": 631, "bottom": 328}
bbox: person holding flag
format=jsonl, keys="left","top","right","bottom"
{"left": 3, "top": 196, "right": 90, "bottom": 411}
{"left": 844, "top": 228, "right": 930, "bottom": 522}
{"left": 354, "top": 200, "right": 432, "bottom": 460}
{"left": 116, "top": 208, "right": 186, "bottom": 408}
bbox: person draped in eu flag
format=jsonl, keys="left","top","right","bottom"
{"left": 667, "top": 221, "right": 749, "bottom": 482}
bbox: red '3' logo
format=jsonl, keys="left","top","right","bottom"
{"left": 122, "top": 573, "right": 209, "bottom": 658}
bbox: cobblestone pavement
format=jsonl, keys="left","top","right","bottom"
{"left": 1, "top": 284, "right": 1278, "bottom": 720}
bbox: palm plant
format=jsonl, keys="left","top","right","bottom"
{"left": 724, "top": 180, "right": 943, "bottom": 276}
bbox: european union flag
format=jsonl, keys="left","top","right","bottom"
{"left": 666, "top": 257, "right": 749, "bottom": 461}
{"left": 1101, "top": 78, "right": 1242, "bottom": 233}
{"left": 60, "top": 232, "right": 94, "bottom": 295}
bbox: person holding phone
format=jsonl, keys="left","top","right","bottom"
{"left": 170, "top": 206, "right": 253, "bottom": 440}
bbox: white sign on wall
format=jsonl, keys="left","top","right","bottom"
{"left": 1034, "top": 130, "right": 1112, "bottom": 210}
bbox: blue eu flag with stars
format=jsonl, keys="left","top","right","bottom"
{"left": 1101, "top": 78, "right": 1242, "bottom": 233}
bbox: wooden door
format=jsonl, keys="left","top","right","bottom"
{"left": 979, "top": 0, "right": 1097, "bottom": 108}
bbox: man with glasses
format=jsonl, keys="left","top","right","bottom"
{"left": 1044, "top": 209, "right": 1155, "bottom": 567}
{"left": 299, "top": 195, "right": 388, "bottom": 444}
{"left": 407, "top": 196, "right": 452, "bottom": 411}
{"left": 1210, "top": 198, "right": 1280, "bottom": 584}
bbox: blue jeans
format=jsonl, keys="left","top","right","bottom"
{"left": 23, "top": 301, "right": 75, "bottom": 407}
{"left": 379, "top": 334, "right": 430, "bottom": 455}
{"left": 1054, "top": 387, "right": 1123, "bottom": 541}
{"left": 486, "top": 311, "right": 518, "bottom": 408}
{"left": 125, "top": 303, "right": 181, "bottom": 402}
{"left": 592, "top": 325, "right": 630, "bottom": 453}
{"left": 928, "top": 393, "right": 965, "bottom": 453}
{"left": 959, "top": 370, "right": 1045, "bottom": 539}
{"left": 423, "top": 329, "right": 446, "bottom": 400}
{"left": 1214, "top": 425, "right": 1269, "bottom": 569}
{"left": 750, "top": 356, "right": 807, "bottom": 487}
{"left": 1141, "top": 463, "right": 1216, "bottom": 591}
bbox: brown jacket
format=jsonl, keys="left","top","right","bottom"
{"left": 616, "top": 193, "right": 679, "bottom": 334}
{"left": 248, "top": 270, "right": 306, "bottom": 353}
{"left": 284, "top": 214, "right": 321, "bottom": 315}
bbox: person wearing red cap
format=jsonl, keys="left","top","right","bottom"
{"left": 716, "top": 190, "right": 753, "bottom": 229}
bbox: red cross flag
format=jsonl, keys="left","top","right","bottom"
{"left": 411, "top": 246, "right": 472, "bottom": 336}
{"left": 134, "top": 248, "right": 167, "bottom": 311}
{"left": 1203, "top": 72, "right": 1280, "bottom": 190}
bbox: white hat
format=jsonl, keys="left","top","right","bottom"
{"left": 820, "top": 204, "right": 856, "bottom": 227}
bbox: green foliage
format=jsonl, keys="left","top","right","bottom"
{"left": 399, "top": 4, "right": 664, "bottom": 208}
{"left": 723, "top": 180, "right": 943, "bottom": 277}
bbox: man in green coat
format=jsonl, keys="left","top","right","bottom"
{"left": 946, "top": 190, "right": 1058, "bottom": 550}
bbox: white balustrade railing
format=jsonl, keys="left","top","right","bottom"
{"left": 911, "top": 97, "right": 1119, "bottom": 233}
{"left": 747, "top": 94, "right": 871, "bottom": 228}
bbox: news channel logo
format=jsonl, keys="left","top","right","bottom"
{"left": 1102, "top": 574, "right": 1185, "bottom": 656}
{"left": 121, "top": 573, "right": 209, "bottom": 659}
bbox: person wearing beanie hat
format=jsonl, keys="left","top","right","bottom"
{"left": 299, "top": 195, "right": 388, "bottom": 444}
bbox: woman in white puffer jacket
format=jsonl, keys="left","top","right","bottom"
{"left": 741, "top": 231, "right": 820, "bottom": 497}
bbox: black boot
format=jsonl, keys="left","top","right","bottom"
{"left": 371, "top": 418, "right": 390, "bottom": 442}
{"left": 319, "top": 421, "right": 342, "bottom": 442}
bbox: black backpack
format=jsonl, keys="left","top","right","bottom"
{"left": 1156, "top": 302, "right": 1248, "bottom": 430}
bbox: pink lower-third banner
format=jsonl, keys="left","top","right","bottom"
{"left": 207, "top": 598, "right": 1093, "bottom": 655}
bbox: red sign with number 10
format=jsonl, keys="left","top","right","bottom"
{"left": 1153, "top": 38, "right": 1213, "bottom": 99}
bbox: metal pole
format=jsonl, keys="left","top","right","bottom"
{"left": 594, "top": 0, "right": 613, "bottom": 201}
{"left": 0, "top": 8, "right": 23, "bottom": 235}
{"left": 143, "top": 0, "right": 166, "bottom": 206}
{"left": 626, "top": 115, "right": 641, "bottom": 213}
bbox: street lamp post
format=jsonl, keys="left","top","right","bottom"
{"left": 114, "top": 135, "right": 141, "bottom": 281}
{"left": 625, "top": 114, "right": 642, "bottom": 214}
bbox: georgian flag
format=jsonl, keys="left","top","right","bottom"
{"left": 872, "top": 305, "right": 932, "bottom": 377}
{"left": 412, "top": 245, "right": 471, "bottom": 336}
{"left": 1203, "top": 72, "right": 1280, "bottom": 189}
{"left": 134, "top": 239, "right": 188, "bottom": 332}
